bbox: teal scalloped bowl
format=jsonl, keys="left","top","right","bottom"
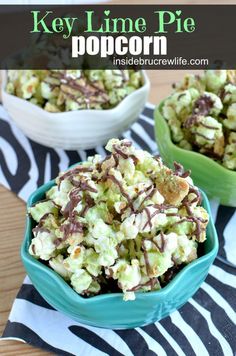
{"left": 154, "top": 101, "right": 236, "bottom": 207}
{"left": 21, "top": 177, "right": 218, "bottom": 329}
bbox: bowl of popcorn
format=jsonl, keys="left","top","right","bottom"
{"left": 1, "top": 69, "right": 149, "bottom": 150}
{"left": 21, "top": 139, "right": 218, "bottom": 329}
{"left": 155, "top": 70, "right": 236, "bottom": 207}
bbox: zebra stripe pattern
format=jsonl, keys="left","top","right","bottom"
{"left": 1, "top": 104, "right": 236, "bottom": 356}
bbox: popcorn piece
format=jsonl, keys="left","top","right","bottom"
{"left": 205, "top": 70, "right": 227, "bottom": 93}
{"left": 223, "top": 132, "right": 236, "bottom": 170}
{"left": 224, "top": 103, "right": 236, "bottom": 130}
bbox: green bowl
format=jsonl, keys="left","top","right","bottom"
{"left": 154, "top": 101, "right": 236, "bottom": 207}
{"left": 21, "top": 177, "right": 218, "bottom": 329}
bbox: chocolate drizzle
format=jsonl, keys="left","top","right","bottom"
{"left": 170, "top": 215, "right": 207, "bottom": 241}
{"left": 62, "top": 189, "right": 81, "bottom": 219}
{"left": 32, "top": 226, "right": 50, "bottom": 236}
{"left": 193, "top": 95, "right": 214, "bottom": 116}
{"left": 184, "top": 115, "right": 199, "bottom": 129}
{"left": 32, "top": 213, "right": 53, "bottom": 236}
{"left": 142, "top": 203, "right": 176, "bottom": 231}
{"left": 173, "top": 162, "right": 191, "bottom": 178}
{"left": 139, "top": 186, "right": 157, "bottom": 209}
{"left": 127, "top": 278, "right": 158, "bottom": 292}
{"left": 45, "top": 71, "right": 110, "bottom": 109}
{"left": 60, "top": 218, "right": 83, "bottom": 236}
{"left": 113, "top": 145, "right": 128, "bottom": 159}
{"left": 159, "top": 232, "right": 165, "bottom": 253}
{"left": 106, "top": 174, "right": 133, "bottom": 210}
{"left": 181, "top": 185, "right": 202, "bottom": 216}
{"left": 144, "top": 208, "right": 152, "bottom": 229}
{"left": 195, "top": 132, "right": 215, "bottom": 141}
{"left": 199, "top": 122, "right": 219, "bottom": 130}
{"left": 58, "top": 166, "right": 93, "bottom": 187}
{"left": 69, "top": 177, "right": 97, "bottom": 193}
{"left": 141, "top": 240, "right": 151, "bottom": 276}
{"left": 80, "top": 195, "right": 95, "bottom": 217}
{"left": 112, "top": 143, "right": 139, "bottom": 165}
{"left": 31, "top": 244, "right": 36, "bottom": 254}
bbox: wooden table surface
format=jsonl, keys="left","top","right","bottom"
{"left": 0, "top": 1, "right": 222, "bottom": 353}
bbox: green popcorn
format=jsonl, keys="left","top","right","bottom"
{"left": 29, "top": 138, "right": 209, "bottom": 300}
{"left": 7, "top": 69, "right": 143, "bottom": 111}
{"left": 85, "top": 70, "right": 103, "bottom": 82}
{"left": 203, "top": 92, "right": 223, "bottom": 116}
{"left": 223, "top": 132, "right": 236, "bottom": 170}
{"left": 13, "top": 70, "right": 40, "bottom": 99}
{"left": 114, "top": 259, "right": 141, "bottom": 291}
{"left": 91, "top": 219, "right": 113, "bottom": 239}
{"left": 169, "top": 117, "right": 184, "bottom": 143}
{"left": 46, "top": 184, "right": 72, "bottom": 211}
{"left": 49, "top": 254, "right": 72, "bottom": 280}
{"left": 41, "top": 81, "right": 55, "bottom": 100}
{"left": 29, "top": 201, "right": 58, "bottom": 223}
{"left": 174, "top": 73, "right": 206, "bottom": 93}
{"left": 63, "top": 245, "right": 85, "bottom": 273}
{"left": 172, "top": 90, "right": 193, "bottom": 118}
{"left": 162, "top": 70, "right": 236, "bottom": 170}
{"left": 205, "top": 70, "right": 227, "bottom": 93}
{"left": 103, "top": 70, "right": 124, "bottom": 90}
{"left": 162, "top": 102, "right": 177, "bottom": 121}
{"left": 173, "top": 236, "right": 197, "bottom": 265}
{"left": 71, "top": 269, "right": 93, "bottom": 294}
{"left": 188, "top": 87, "right": 201, "bottom": 101}
{"left": 93, "top": 234, "right": 118, "bottom": 267}
{"left": 222, "top": 84, "right": 236, "bottom": 104}
{"left": 86, "top": 280, "right": 101, "bottom": 294}
{"left": 130, "top": 71, "right": 143, "bottom": 88}
{"left": 194, "top": 116, "right": 223, "bottom": 146}
{"left": 153, "top": 232, "right": 178, "bottom": 254}
{"left": 140, "top": 249, "right": 173, "bottom": 278}
{"left": 44, "top": 102, "right": 61, "bottom": 113}
{"left": 224, "top": 103, "right": 236, "bottom": 130}
{"left": 29, "top": 230, "right": 57, "bottom": 261}
{"left": 178, "top": 139, "right": 192, "bottom": 151}
{"left": 84, "top": 248, "right": 102, "bottom": 277}
{"left": 169, "top": 219, "right": 194, "bottom": 236}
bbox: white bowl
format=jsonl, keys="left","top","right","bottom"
{"left": 1, "top": 70, "right": 150, "bottom": 150}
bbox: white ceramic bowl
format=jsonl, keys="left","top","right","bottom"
{"left": 1, "top": 70, "right": 150, "bottom": 150}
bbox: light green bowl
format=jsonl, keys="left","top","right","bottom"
{"left": 154, "top": 101, "right": 236, "bottom": 207}
{"left": 21, "top": 177, "right": 218, "bottom": 329}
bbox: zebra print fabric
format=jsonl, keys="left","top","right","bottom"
{"left": 1, "top": 104, "right": 236, "bottom": 356}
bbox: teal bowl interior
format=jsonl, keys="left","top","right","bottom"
{"left": 21, "top": 176, "right": 218, "bottom": 329}
{"left": 154, "top": 101, "right": 236, "bottom": 207}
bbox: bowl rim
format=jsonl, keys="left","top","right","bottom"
{"left": 21, "top": 169, "right": 218, "bottom": 305}
{"left": 1, "top": 70, "right": 150, "bottom": 119}
{"left": 154, "top": 100, "right": 236, "bottom": 178}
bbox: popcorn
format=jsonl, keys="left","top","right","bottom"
{"left": 7, "top": 69, "right": 143, "bottom": 112}
{"left": 29, "top": 139, "right": 208, "bottom": 300}
{"left": 223, "top": 132, "right": 236, "bottom": 170}
{"left": 225, "top": 103, "right": 236, "bottom": 130}
{"left": 205, "top": 69, "right": 227, "bottom": 93}
{"left": 162, "top": 70, "right": 236, "bottom": 170}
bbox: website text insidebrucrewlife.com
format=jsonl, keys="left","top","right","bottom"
{"left": 113, "top": 56, "right": 209, "bottom": 67}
